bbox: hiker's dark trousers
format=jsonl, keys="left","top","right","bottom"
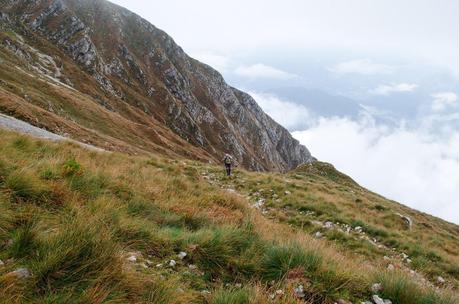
{"left": 225, "top": 164, "right": 232, "bottom": 176}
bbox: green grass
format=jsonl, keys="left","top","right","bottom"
{"left": 183, "top": 225, "right": 262, "bottom": 279}
{"left": 260, "top": 243, "right": 322, "bottom": 281}
{"left": 32, "top": 215, "right": 120, "bottom": 291}
{"left": 4, "top": 170, "right": 54, "bottom": 205}
{"left": 9, "top": 221, "right": 37, "bottom": 259}
{"left": 0, "top": 130, "right": 457, "bottom": 303}
{"left": 62, "top": 158, "right": 82, "bottom": 176}
{"left": 376, "top": 272, "right": 457, "bottom": 304}
{"left": 210, "top": 287, "right": 253, "bottom": 304}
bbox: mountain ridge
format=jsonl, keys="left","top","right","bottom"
{"left": 0, "top": 0, "right": 312, "bottom": 171}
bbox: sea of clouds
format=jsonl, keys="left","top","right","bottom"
{"left": 252, "top": 91, "right": 459, "bottom": 224}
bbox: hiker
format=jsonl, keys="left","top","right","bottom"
{"left": 223, "top": 153, "right": 235, "bottom": 176}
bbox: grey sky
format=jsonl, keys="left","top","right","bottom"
{"left": 109, "top": 0, "right": 459, "bottom": 76}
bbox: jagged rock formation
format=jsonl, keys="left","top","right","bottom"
{"left": 0, "top": 0, "right": 312, "bottom": 171}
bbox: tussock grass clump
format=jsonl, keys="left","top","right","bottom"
{"left": 40, "top": 167, "right": 59, "bottom": 181}
{"left": 4, "top": 171, "right": 53, "bottom": 205}
{"left": 66, "top": 171, "right": 108, "bottom": 199}
{"left": 9, "top": 220, "right": 37, "bottom": 259}
{"left": 0, "top": 157, "right": 10, "bottom": 183}
{"left": 260, "top": 243, "right": 322, "bottom": 281}
{"left": 0, "top": 200, "right": 15, "bottom": 240}
{"left": 376, "top": 271, "right": 457, "bottom": 304}
{"left": 32, "top": 215, "right": 120, "bottom": 292}
{"left": 210, "top": 287, "right": 253, "bottom": 304}
{"left": 126, "top": 197, "right": 160, "bottom": 218}
{"left": 11, "top": 137, "right": 31, "bottom": 151}
{"left": 183, "top": 225, "right": 263, "bottom": 278}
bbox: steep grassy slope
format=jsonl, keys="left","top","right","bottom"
{"left": 0, "top": 130, "right": 457, "bottom": 304}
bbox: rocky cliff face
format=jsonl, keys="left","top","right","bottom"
{"left": 0, "top": 0, "right": 312, "bottom": 171}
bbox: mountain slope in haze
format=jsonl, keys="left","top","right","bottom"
{"left": 0, "top": 0, "right": 312, "bottom": 171}
{"left": 0, "top": 130, "right": 457, "bottom": 303}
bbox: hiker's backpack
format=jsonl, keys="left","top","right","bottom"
{"left": 224, "top": 155, "right": 232, "bottom": 164}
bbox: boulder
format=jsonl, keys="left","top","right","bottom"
{"left": 395, "top": 213, "right": 413, "bottom": 230}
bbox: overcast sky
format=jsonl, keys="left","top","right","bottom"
{"left": 110, "top": 0, "right": 459, "bottom": 75}
{"left": 109, "top": 0, "right": 459, "bottom": 224}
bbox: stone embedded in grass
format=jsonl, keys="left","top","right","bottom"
{"left": 270, "top": 289, "right": 284, "bottom": 299}
{"left": 9, "top": 268, "right": 31, "bottom": 278}
{"left": 177, "top": 251, "right": 187, "bottom": 259}
{"left": 284, "top": 190, "right": 291, "bottom": 195}
{"left": 0, "top": 260, "right": 4, "bottom": 266}
{"left": 176, "top": 287, "right": 184, "bottom": 293}
{"left": 372, "top": 295, "right": 385, "bottom": 304}
{"left": 188, "top": 264, "right": 197, "bottom": 270}
{"left": 169, "top": 259, "right": 177, "bottom": 267}
{"left": 395, "top": 213, "right": 413, "bottom": 230}
{"left": 156, "top": 263, "right": 163, "bottom": 268}
{"left": 253, "top": 198, "right": 265, "bottom": 209}
{"left": 314, "top": 231, "right": 323, "bottom": 238}
{"left": 371, "top": 283, "right": 383, "bottom": 293}
{"left": 324, "top": 221, "right": 333, "bottom": 229}
{"left": 437, "top": 276, "right": 446, "bottom": 284}
{"left": 387, "top": 264, "right": 395, "bottom": 271}
{"left": 294, "top": 285, "right": 305, "bottom": 298}
{"left": 127, "top": 255, "right": 137, "bottom": 263}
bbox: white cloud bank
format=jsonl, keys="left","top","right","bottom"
{"left": 249, "top": 92, "right": 311, "bottom": 130}
{"left": 252, "top": 91, "right": 459, "bottom": 224}
{"left": 370, "top": 83, "right": 418, "bottom": 95}
{"left": 292, "top": 116, "right": 459, "bottom": 224}
{"left": 234, "top": 64, "right": 298, "bottom": 80}
{"left": 190, "top": 51, "right": 230, "bottom": 72}
{"left": 431, "top": 92, "right": 458, "bottom": 112}
{"left": 329, "top": 59, "right": 395, "bottom": 75}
